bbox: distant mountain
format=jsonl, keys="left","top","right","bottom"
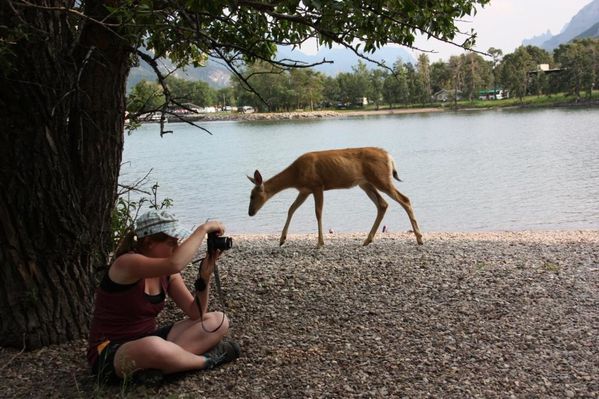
{"left": 522, "top": 30, "right": 553, "bottom": 47}
{"left": 127, "top": 57, "right": 231, "bottom": 92}
{"left": 275, "top": 45, "right": 415, "bottom": 75}
{"left": 575, "top": 20, "right": 599, "bottom": 39}
{"left": 127, "top": 44, "right": 415, "bottom": 91}
{"left": 523, "top": 0, "right": 599, "bottom": 50}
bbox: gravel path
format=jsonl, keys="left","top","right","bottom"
{"left": 1, "top": 231, "right": 597, "bottom": 398}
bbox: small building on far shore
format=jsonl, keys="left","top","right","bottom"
{"left": 432, "top": 89, "right": 462, "bottom": 102}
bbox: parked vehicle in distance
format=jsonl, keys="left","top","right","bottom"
{"left": 238, "top": 105, "right": 255, "bottom": 113}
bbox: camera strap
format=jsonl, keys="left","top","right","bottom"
{"left": 196, "top": 297, "right": 223, "bottom": 334}
{"left": 191, "top": 257, "right": 227, "bottom": 333}
{"left": 213, "top": 264, "right": 227, "bottom": 306}
{"left": 193, "top": 287, "right": 226, "bottom": 334}
{"left": 191, "top": 258, "right": 227, "bottom": 307}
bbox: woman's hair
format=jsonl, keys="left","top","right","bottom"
{"left": 113, "top": 228, "right": 137, "bottom": 259}
{"left": 113, "top": 229, "right": 172, "bottom": 259}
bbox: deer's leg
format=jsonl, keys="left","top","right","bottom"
{"left": 280, "top": 192, "right": 309, "bottom": 246}
{"left": 383, "top": 186, "right": 423, "bottom": 245}
{"left": 360, "top": 184, "right": 388, "bottom": 246}
{"left": 313, "top": 188, "right": 325, "bottom": 247}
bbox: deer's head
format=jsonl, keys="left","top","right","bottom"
{"left": 247, "top": 170, "right": 267, "bottom": 216}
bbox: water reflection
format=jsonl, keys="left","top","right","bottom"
{"left": 121, "top": 107, "right": 599, "bottom": 234}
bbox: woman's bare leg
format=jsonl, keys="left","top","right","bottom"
{"left": 113, "top": 312, "right": 232, "bottom": 377}
{"left": 167, "top": 311, "right": 230, "bottom": 354}
{"left": 113, "top": 336, "right": 208, "bottom": 377}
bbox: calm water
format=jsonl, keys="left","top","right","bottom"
{"left": 120, "top": 108, "right": 599, "bottom": 235}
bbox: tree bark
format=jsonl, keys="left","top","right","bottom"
{"left": 0, "top": 1, "right": 130, "bottom": 349}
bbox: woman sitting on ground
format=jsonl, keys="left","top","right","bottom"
{"left": 87, "top": 209, "right": 240, "bottom": 383}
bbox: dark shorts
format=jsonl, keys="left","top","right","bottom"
{"left": 92, "top": 324, "right": 174, "bottom": 384}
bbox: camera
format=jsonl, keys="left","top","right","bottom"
{"left": 207, "top": 232, "right": 233, "bottom": 252}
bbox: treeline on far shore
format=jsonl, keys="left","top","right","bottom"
{"left": 127, "top": 39, "right": 599, "bottom": 116}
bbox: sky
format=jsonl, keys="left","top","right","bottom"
{"left": 411, "top": 0, "right": 595, "bottom": 61}
{"left": 298, "top": 0, "right": 594, "bottom": 61}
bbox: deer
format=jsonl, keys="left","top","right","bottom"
{"left": 247, "top": 147, "right": 423, "bottom": 247}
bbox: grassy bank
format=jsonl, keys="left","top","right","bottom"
{"left": 452, "top": 90, "right": 599, "bottom": 110}
{"left": 352, "top": 90, "right": 599, "bottom": 114}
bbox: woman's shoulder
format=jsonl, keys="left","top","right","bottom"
{"left": 109, "top": 252, "right": 148, "bottom": 283}
{"left": 113, "top": 252, "right": 145, "bottom": 265}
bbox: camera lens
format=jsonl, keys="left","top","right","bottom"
{"left": 208, "top": 233, "right": 233, "bottom": 252}
{"left": 216, "top": 236, "right": 233, "bottom": 250}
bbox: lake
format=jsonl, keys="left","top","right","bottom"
{"left": 120, "top": 107, "right": 599, "bottom": 235}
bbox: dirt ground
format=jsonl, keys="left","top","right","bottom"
{"left": 1, "top": 231, "right": 597, "bottom": 398}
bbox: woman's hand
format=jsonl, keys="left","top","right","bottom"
{"left": 200, "top": 220, "right": 225, "bottom": 236}
{"left": 196, "top": 219, "right": 225, "bottom": 281}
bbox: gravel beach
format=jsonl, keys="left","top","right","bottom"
{"left": 154, "top": 108, "right": 446, "bottom": 124}
{"left": 1, "top": 230, "right": 597, "bottom": 398}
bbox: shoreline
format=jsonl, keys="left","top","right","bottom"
{"left": 1, "top": 230, "right": 597, "bottom": 398}
{"left": 229, "top": 228, "right": 599, "bottom": 239}
{"left": 148, "top": 100, "right": 599, "bottom": 124}
{"left": 225, "top": 229, "right": 599, "bottom": 246}
{"left": 161, "top": 107, "right": 444, "bottom": 123}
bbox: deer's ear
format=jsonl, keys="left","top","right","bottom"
{"left": 253, "top": 170, "right": 263, "bottom": 186}
{"left": 247, "top": 175, "right": 256, "bottom": 185}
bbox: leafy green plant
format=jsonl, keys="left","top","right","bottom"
{"left": 111, "top": 180, "right": 173, "bottom": 255}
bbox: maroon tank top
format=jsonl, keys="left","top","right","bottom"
{"left": 86, "top": 273, "right": 169, "bottom": 366}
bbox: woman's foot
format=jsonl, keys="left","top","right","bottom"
{"left": 203, "top": 339, "right": 241, "bottom": 370}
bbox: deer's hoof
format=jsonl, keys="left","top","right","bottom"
{"left": 363, "top": 239, "right": 372, "bottom": 246}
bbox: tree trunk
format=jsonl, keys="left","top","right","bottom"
{"left": 0, "top": 1, "right": 130, "bottom": 349}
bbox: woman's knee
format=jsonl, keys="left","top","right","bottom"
{"left": 205, "top": 311, "right": 229, "bottom": 332}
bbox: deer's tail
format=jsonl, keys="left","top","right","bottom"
{"left": 389, "top": 154, "right": 402, "bottom": 182}
{"left": 393, "top": 169, "right": 402, "bottom": 182}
